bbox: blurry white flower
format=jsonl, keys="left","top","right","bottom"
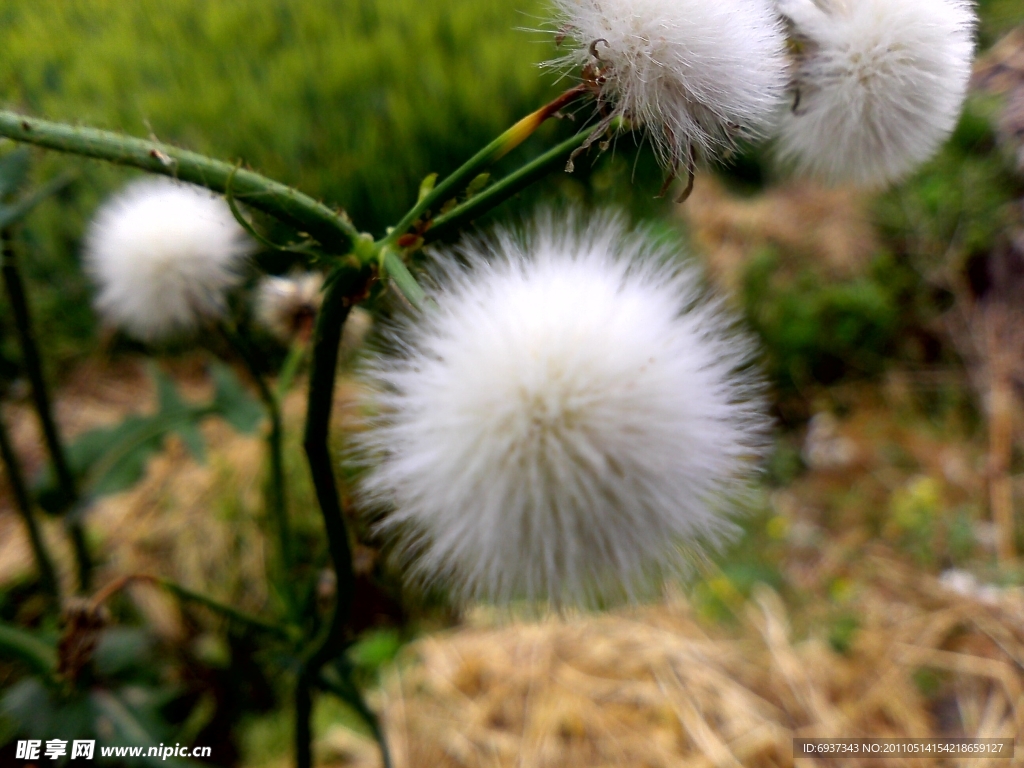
{"left": 255, "top": 272, "right": 324, "bottom": 342}
{"left": 357, "top": 212, "right": 768, "bottom": 606}
{"left": 549, "top": 0, "right": 789, "bottom": 170}
{"left": 776, "top": 0, "right": 976, "bottom": 187}
{"left": 84, "top": 177, "right": 254, "bottom": 341}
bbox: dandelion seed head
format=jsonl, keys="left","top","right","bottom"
{"left": 776, "top": 0, "right": 976, "bottom": 187}
{"left": 548, "top": 0, "right": 790, "bottom": 169}
{"left": 356, "top": 212, "right": 769, "bottom": 607}
{"left": 84, "top": 177, "right": 253, "bottom": 342}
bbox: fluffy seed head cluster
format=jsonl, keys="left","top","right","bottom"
{"left": 357, "top": 214, "right": 768, "bottom": 607}
{"left": 84, "top": 178, "right": 254, "bottom": 342}
{"left": 549, "top": 0, "right": 789, "bottom": 169}
{"left": 776, "top": 0, "right": 976, "bottom": 187}
{"left": 255, "top": 272, "right": 324, "bottom": 342}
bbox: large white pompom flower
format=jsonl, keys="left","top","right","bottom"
{"left": 356, "top": 213, "right": 769, "bottom": 607}
{"left": 84, "top": 177, "right": 254, "bottom": 342}
{"left": 548, "top": 0, "right": 789, "bottom": 170}
{"left": 776, "top": 0, "right": 976, "bottom": 187}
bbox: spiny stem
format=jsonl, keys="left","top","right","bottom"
{"left": 0, "top": 111, "right": 360, "bottom": 253}
{"left": 1, "top": 230, "right": 91, "bottom": 592}
{"left": 384, "top": 85, "right": 589, "bottom": 246}
{"left": 0, "top": 403, "right": 59, "bottom": 601}
{"left": 297, "top": 262, "right": 375, "bottom": 768}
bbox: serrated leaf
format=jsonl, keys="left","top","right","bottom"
{"left": 464, "top": 172, "right": 490, "bottom": 199}
{"left": 210, "top": 361, "right": 264, "bottom": 434}
{"left": 0, "top": 148, "right": 31, "bottom": 200}
{"left": 417, "top": 172, "right": 438, "bottom": 203}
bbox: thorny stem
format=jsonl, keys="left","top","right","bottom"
{"left": 0, "top": 404, "right": 59, "bottom": 601}
{"left": 383, "top": 85, "right": 590, "bottom": 246}
{"left": 1, "top": 230, "right": 92, "bottom": 592}
{"left": 297, "top": 262, "right": 376, "bottom": 768}
{"left": 0, "top": 111, "right": 360, "bottom": 254}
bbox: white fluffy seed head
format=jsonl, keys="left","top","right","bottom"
{"left": 548, "top": 0, "right": 790, "bottom": 169}
{"left": 356, "top": 212, "right": 769, "bottom": 608}
{"left": 776, "top": 0, "right": 977, "bottom": 187}
{"left": 255, "top": 272, "right": 324, "bottom": 342}
{"left": 84, "top": 178, "right": 254, "bottom": 342}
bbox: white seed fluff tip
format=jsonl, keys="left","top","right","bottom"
{"left": 776, "top": 0, "right": 977, "bottom": 187}
{"left": 84, "top": 177, "right": 254, "bottom": 342}
{"left": 549, "top": 0, "right": 790, "bottom": 169}
{"left": 357, "top": 213, "right": 769, "bottom": 607}
{"left": 255, "top": 272, "right": 324, "bottom": 342}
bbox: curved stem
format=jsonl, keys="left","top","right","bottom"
{"left": 1, "top": 230, "right": 91, "bottom": 591}
{"left": 0, "top": 111, "right": 360, "bottom": 253}
{"left": 296, "top": 262, "right": 374, "bottom": 768}
{"left": 384, "top": 86, "right": 588, "bottom": 245}
{"left": 0, "top": 404, "right": 59, "bottom": 601}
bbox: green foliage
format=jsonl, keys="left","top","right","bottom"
{"left": 743, "top": 248, "right": 901, "bottom": 392}
{"left": 33, "top": 362, "right": 262, "bottom": 511}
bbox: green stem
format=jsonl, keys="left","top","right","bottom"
{"left": 1, "top": 230, "right": 91, "bottom": 592}
{"left": 0, "top": 404, "right": 59, "bottom": 601}
{"left": 219, "top": 326, "right": 296, "bottom": 612}
{"left": 155, "top": 578, "right": 293, "bottom": 639}
{"left": 384, "top": 86, "right": 589, "bottom": 246}
{"left": 427, "top": 125, "right": 603, "bottom": 242}
{"left": 0, "top": 111, "right": 360, "bottom": 253}
{"left": 318, "top": 663, "right": 392, "bottom": 768}
{"left": 380, "top": 248, "right": 428, "bottom": 311}
{"left": 296, "top": 262, "right": 373, "bottom": 768}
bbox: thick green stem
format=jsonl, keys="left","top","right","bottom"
{"left": 0, "top": 404, "right": 59, "bottom": 601}
{"left": 0, "top": 111, "right": 360, "bottom": 253}
{"left": 296, "top": 262, "right": 374, "bottom": 768}
{"left": 427, "top": 125, "right": 603, "bottom": 242}
{"left": 384, "top": 86, "right": 589, "bottom": 246}
{"left": 1, "top": 230, "right": 91, "bottom": 592}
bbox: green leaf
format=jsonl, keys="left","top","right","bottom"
{"left": 0, "top": 147, "right": 30, "bottom": 200}
{"left": 210, "top": 361, "right": 264, "bottom": 434}
{"left": 0, "top": 621, "right": 56, "bottom": 676}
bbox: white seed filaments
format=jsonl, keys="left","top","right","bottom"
{"left": 356, "top": 213, "right": 769, "bottom": 607}
{"left": 254, "top": 272, "right": 324, "bottom": 342}
{"left": 84, "top": 177, "right": 254, "bottom": 342}
{"left": 548, "top": 0, "right": 790, "bottom": 173}
{"left": 776, "top": 0, "right": 977, "bottom": 187}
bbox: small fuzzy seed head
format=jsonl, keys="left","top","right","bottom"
{"left": 255, "top": 272, "right": 324, "bottom": 342}
{"left": 776, "top": 0, "right": 977, "bottom": 187}
{"left": 548, "top": 0, "right": 790, "bottom": 169}
{"left": 356, "top": 213, "right": 769, "bottom": 607}
{"left": 84, "top": 177, "right": 254, "bottom": 342}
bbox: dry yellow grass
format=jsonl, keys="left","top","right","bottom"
{"left": 323, "top": 557, "right": 1022, "bottom": 768}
